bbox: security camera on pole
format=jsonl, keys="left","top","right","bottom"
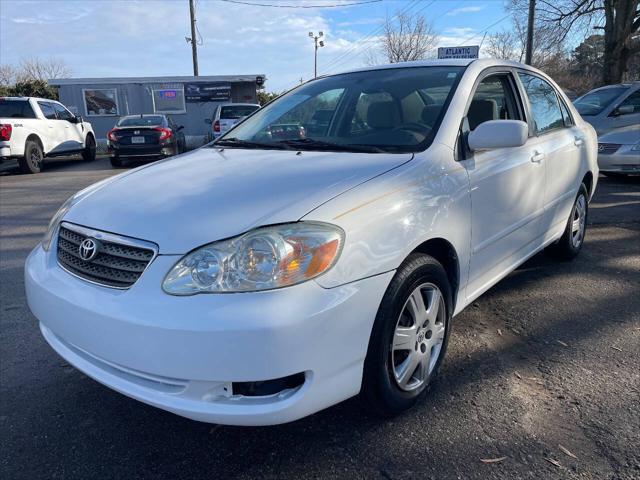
{"left": 309, "top": 31, "right": 325, "bottom": 78}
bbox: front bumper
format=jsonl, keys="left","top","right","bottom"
{"left": 25, "top": 243, "right": 393, "bottom": 425}
{"left": 598, "top": 146, "right": 640, "bottom": 173}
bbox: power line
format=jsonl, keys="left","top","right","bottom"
{"left": 218, "top": 0, "right": 382, "bottom": 7}
{"left": 318, "top": 0, "right": 423, "bottom": 74}
{"left": 321, "top": 0, "right": 444, "bottom": 75}
{"left": 455, "top": 14, "right": 511, "bottom": 46}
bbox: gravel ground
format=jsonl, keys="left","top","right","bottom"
{"left": 1, "top": 157, "right": 639, "bottom": 479}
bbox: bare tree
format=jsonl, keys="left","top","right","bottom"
{"left": 522, "top": 0, "right": 639, "bottom": 84}
{"left": 0, "top": 64, "right": 22, "bottom": 86}
{"left": 19, "top": 57, "right": 71, "bottom": 82}
{"left": 486, "top": 29, "right": 523, "bottom": 61}
{"left": 375, "top": 11, "right": 439, "bottom": 64}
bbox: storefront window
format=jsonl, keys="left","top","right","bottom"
{"left": 83, "top": 88, "right": 119, "bottom": 116}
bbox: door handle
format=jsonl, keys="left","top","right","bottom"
{"left": 574, "top": 136, "right": 584, "bottom": 146}
{"left": 531, "top": 151, "right": 545, "bottom": 163}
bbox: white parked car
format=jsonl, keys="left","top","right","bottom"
{"left": 25, "top": 59, "right": 598, "bottom": 426}
{"left": 0, "top": 97, "right": 96, "bottom": 173}
{"left": 573, "top": 82, "right": 640, "bottom": 135}
{"left": 207, "top": 103, "right": 260, "bottom": 140}
{"left": 597, "top": 124, "right": 640, "bottom": 176}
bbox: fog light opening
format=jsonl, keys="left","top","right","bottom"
{"left": 232, "top": 372, "right": 305, "bottom": 397}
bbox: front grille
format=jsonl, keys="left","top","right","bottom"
{"left": 56, "top": 224, "right": 155, "bottom": 289}
{"left": 598, "top": 143, "right": 621, "bottom": 155}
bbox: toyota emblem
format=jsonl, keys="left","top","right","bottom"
{"left": 78, "top": 238, "right": 100, "bottom": 261}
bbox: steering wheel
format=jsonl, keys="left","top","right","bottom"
{"left": 394, "top": 123, "right": 431, "bottom": 135}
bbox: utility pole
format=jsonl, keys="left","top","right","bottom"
{"left": 188, "top": 0, "right": 199, "bottom": 76}
{"left": 309, "top": 31, "right": 325, "bottom": 78}
{"left": 525, "top": 0, "right": 535, "bottom": 65}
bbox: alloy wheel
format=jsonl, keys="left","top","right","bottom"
{"left": 391, "top": 283, "right": 446, "bottom": 391}
{"left": 571, "top": 194, "right": 587, "bottom": 248}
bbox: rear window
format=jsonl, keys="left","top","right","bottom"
{"left": 0, "top": 100, "right": 37, "bottom": 119}
{"left": 116, "top": 115, "right": 164, "bottom": 127}
{"left": 220, "top": 105, "right": 259, "bottom": 119}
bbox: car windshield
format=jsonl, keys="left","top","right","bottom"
{"left": 215, "top": 66, "right": 464, "bottom": 153}
{"left": 220, "top": 105, "right": 259, "bottom": 119}
{"left": 117, "top": 115, "right": 164, "bottom": 127}
{"left": 574, "top": 87, "right": 627, "bottom": 116}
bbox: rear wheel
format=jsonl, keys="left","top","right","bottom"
{"left": 547, "top": 184, "right": 589, "bottom": 260}
{"left": 19, "top": 140, "right": 43, "bottom": 174}
{"left": 110, "top": 156, "right": 123, "bottom": 168}
{"left": 361, "top": 254, "right": 452, "bottom": 416}
{"left": 82, "top": 135, "right": 96, "bottom": 162}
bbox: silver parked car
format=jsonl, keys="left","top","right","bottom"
{"left": 574, "top": 82, "right": 640, "bottom": 135}
{"left": 597, "top": 124, "right": 640, "bottom": 176}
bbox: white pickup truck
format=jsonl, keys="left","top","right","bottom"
{"left": 0, "top": 97, "right": 96, "bottom": 173}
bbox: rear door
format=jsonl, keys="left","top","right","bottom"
{"left": 37, "top": 101, "right": 65, "bottom": 154}
{"left": 464, "top": 71, "right": 546, "bottom": 300}
{"left": 516, "top": 72, "right": 581, "bottom": 234}
{"left": 52, "top": 102, "right": 84, "bottom": 151}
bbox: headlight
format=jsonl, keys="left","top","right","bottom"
{"left": 163, "top": 222, "right": 344, "bottom": 295}
{"left": 41, "top": 196, "right": 74, "bottom": 251}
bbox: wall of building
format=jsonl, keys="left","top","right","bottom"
{"left": 56, "top": 80, "right": 259, "bottom": 150}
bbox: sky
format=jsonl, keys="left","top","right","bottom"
{"left": 0, "top": 0, "right": 510, "bottom": 92}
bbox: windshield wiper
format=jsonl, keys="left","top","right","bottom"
{"left": 279, "top": 138, "right": 385, "bottom": 153}
{"left": 212, "top": 137, "right": 289, "bottom": 150}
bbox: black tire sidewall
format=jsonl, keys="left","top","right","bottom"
{"left": 110, "top": 156, "right": 123, "bottom": 167}
{"left": 362, "top": 254, "right": 453, "bottom": 414}
{"left": 20, "top": 141, "right": 43, "bottom": 174}
{"left": 555, "top": 184, "right": 589, "bottom": 258}
{"left": 83, "top": 135, "right": 96, "bottom": 162}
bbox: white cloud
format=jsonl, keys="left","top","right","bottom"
{"left": 445, "top": 6, "right": 485, "bottom": 16}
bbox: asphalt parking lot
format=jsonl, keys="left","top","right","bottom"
{"left": 1, "top": 157, "right": 639, "bottom": 480}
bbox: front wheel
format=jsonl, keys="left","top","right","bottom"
{"left": 547, "top": 184, "right": 589, "bottom": 260}
{"left": 361, "top": 254, "right": 452, "bottom": 416}
{"left": 82, "top": 135, "right": 96, "bottom": 162}
{"left": 110, "top": 156, "right": 123, "bottom": 168}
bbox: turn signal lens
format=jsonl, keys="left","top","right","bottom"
{"left": 162, "top": 223, "right": 344, "bottom": 295}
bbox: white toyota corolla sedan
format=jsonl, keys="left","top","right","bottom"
{"left": 25, "top": 59, "right": 598, "bottom": 426}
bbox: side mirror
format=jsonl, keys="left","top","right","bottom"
{"left": 177, "top": 125, "right": 184, "bottom": 131}
{"left": 205, "top": 118, "right": 212, "bottom": 125}
{"left": 74, "top": 115, "right": 84, "bottom": 124}
{"left": 613, "top": 105, "right": 634, "bottom": 116}
{"left": 468, "top": 120, "right": 528, "bottom": 151}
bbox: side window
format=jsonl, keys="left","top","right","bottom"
{"left": 616, "top": 90, "right": 640, "bottom": 114}
{"left": 518, "top": 73, "right": 565, "bottom": 134}
{"left": 38, "top": 102, "right": 57, "bottom": 120}
{"left": 559, "top": 98, "right": 574, "bottom": 127}
{"left": 52, "top": 103, "right": 74, "bottom": 121}
{"left": 467, "top": 75, "right": 520, "bottom": 131}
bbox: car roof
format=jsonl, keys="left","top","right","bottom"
{"left": 0, "top": 96, "right": 61, "bottom": 102}
{"left": 325, "top": 58, "right": 541, "bottom": 77}
{"left": 120, "top": 114, "right": 166, "bottom": 118}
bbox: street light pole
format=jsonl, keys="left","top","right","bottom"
{"left": 309, "top": 31, "right": 325, "bottom": 78}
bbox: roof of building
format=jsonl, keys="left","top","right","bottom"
{"left": 48, "top": 75, "right": 266, "bottom": 86}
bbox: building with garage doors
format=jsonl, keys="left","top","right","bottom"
{"left": 49, "top": 74, "right": 265, "bottom": 150}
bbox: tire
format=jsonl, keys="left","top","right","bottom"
{"left": 547, "top": 184, "right": 589, "bottom": 260}
{"left": 361, "top": 253, "right": 452, "bottom": 416}
{"left": 82, "top": 135, "right": 96, "bottom": 162}
{"left": 19, "top": 139, "right": 44, "bottom": 174}
{"left": 110, "top": 156, "right": 123, "bottom": 168}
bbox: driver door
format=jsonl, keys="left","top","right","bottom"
{"left": 52, "top": 102, "right": 84, "bottom": 151}
{"left": 463, "top": 71, "right": 546, "bottom": 301}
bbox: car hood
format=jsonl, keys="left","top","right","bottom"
{"left": 64, "top": 147, "right": 413, "bottom": 253}
{"left": 598, "top": 124, "right": 640, "bottom": 144}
